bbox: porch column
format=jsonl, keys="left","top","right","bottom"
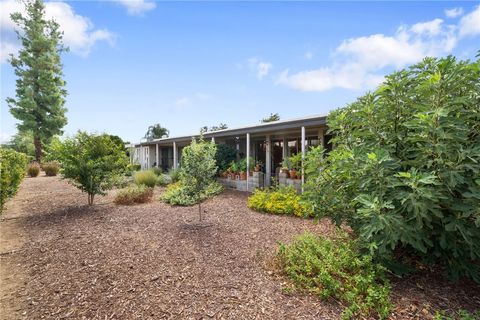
{"left": 301, "top": 126, "right": 306, "bottom": 192}
{"left": 246, "top": 133, "right": 250, "bottom": 191}
{"left": 318, "top": 128, "right": 325, "bottom": 150}
{"left": 173, "top": 141, "right": 178, "bottom": 170}
{"left": 211, "top": 137, "right": 215, "bottom": 143}
{"left": 236, "top": 139, "right": 240, "bottom": 160}
{"left": 265, "top": 135, "right": 271, "bottom": 187}
{"left": 155, "top": 144, "right": 159, "bottom": 167}
{"left": 282, "top": 137, "right": 288, "bottom": 160}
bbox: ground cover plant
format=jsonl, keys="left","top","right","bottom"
{"left": 51, "top": 131, "right": 129, "bottom": 205}
{"left": 114, "top": 184, "right": 153, "bottom": 205}
{"left": 41, "top": 161, "right": 59, "bottom": 176}
{"left": 304, "top": 55, "right": 480, "bottom": 282}
{"left": 248, "top": 186, "right": 313, "bottom": 217}
{"left": 278, "top": 231, "right": 391, "bottom": 319}
{"left": 26, "top": 163, "right": 40, "bottom": 177}
{"left": 134, "top": 170, "right": 157, "bottom": 188}
{"left": 0, "top": 148, "right": 28, "bottom": 211}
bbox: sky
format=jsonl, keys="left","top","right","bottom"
{"left": 1, "top": 1, "right": 479, "bottom": 144}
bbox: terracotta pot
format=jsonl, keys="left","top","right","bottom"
{"left": 254, "top": 165, "right": 261, "bottom": 172}
{"left": 239, "top": 172, "right": 247, "bottom": 180}
{"left": 289, "top": 169, "right": 298, "bottom": 179}
{"left": 281, "top": 168, "right": 290, "bottom": 178}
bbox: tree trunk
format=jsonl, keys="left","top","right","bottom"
{"left": 33, "top": 135, "right": 42, "bottom": 163}
{"left": 88, "top": 193, "right": 95, "bottom": 205}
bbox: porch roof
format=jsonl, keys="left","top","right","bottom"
{"left": 136, "top": 113, "right": 327, "bottom": 147}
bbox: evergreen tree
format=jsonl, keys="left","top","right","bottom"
{"left": 261, "top": 113, "right": 280, "bottom": 123}
{"left": 7, "top": 0, "right": 68, "bottom": 162}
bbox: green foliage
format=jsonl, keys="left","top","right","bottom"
{"left": 261, "top": 113, "right": 280, "bottom": 123}
{"left": 0, "top": 148, "right": 28, "bottom": 211}
{"left": 168, "top": 168, "right": 181, "bottom": 183}
{"left": 434, "top": 309, "right": 480, "bottom": 320}
{"left": 200, "top": 123, "right": 228, "bottom": 134}
{"left": 51, "top": 131, "right": 129, "bottom": 205}
{"left": 304, "top": 56, "right": 480, "bottom": 281}
{"left": 27, "top": 162, "right": 40, "bottom": 177}
{"left": 238, "top": 157, "right": 254, "bottom": 172}
{"left": 161, "top": 138, "right": 222, "bottom": 210}
{"left": 156, "top": 174, "right": 168, "bottom": 186}
{"left": 42, "top": 161, "right": 59, "bottom": 176}
{"left": 114, "top": 184, "right": 153, "bottom": 205}
{"left": 134, "top": 170, "right": 157, "bottom": 188}
{"left": 7, "top": 0, "right": 68, "bottom": 162}
{"left": 248, "top": 186, "right": 313, "bottom": 217}
{"left": 278, "top": 231, "right": 391, "bottom": 319}
{"left": 214, "top": 144, "right": 237, "bottom": 173}
{"left": 3, "top": 130, "right": 35, "bottom": 159}
{"left": 151, "top": 167, "right": 163, "bottom": 176}
{"left": 145, "top": 123, "right": 169, "bottom": 140}
{"left": 161, "top": 181, "right": 223, "bottom": 206}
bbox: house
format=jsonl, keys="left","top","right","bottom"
{"left": 134, "top": 114, "right": 331, "bottom": 191}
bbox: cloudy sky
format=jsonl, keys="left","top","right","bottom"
{"left": 1, "top": 1, "right": 479, "bottom": 143}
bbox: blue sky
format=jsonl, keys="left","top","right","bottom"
{"left": 1, "top": 1, "right": 479, "bottom": 143}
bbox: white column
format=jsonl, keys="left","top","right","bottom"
{"left": 318, "top": 128, "right": 325, "bottom": 149}
{"left": 236, "top": 139, "right": 240, "bottom": 160}
{"left": 246, "top": 133, "right": 250, "bottom": 191}
{"left": 301, "top": 126, "right": 306, "bottom": 192}
{"left": 282, "top": 136, "right": 288, "bottom": 160}
{"left": 211, "top": 137, "right": 215, "bottom": 143}
{"left": 173, "top": 142, "right": 178, "bottom": 170}
{"left": 155, "top": 144, "right": 159, "bottom": 167}
{"left": 265, "top": 135, "right": 271, "bottom": 187}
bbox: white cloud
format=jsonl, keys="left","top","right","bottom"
{"left": 445, "top": 7, "right": 464, "bottom": 18}
{"left": 112, "top": 0, "right": 156, "bottom": 15}
{"left": 0, "top": 0, "right": 115, "bottom": 63}
{"left": 277, "top": 8, "right": 479, "bottom": 92}
{"left": 175, "top": 97, "right": 190, "bottom": 108}
{"left": 304, "top": 51, "right": 313, "bottom": 60}
{"left": 458, "top": 5, "right": 480, "bottom": 37}
{"left": 246, "top": 58, "right": 272, "bottom": 80}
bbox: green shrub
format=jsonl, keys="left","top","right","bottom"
{"left": 304, "top": 56, "right": 480, "bottom": 282}
{"left": 278, "top": 231, "right": 391, "bottom": 319}
{"left": 161, "top": 181, "right": 223, "bottom": 206}
{"left": 114, "top": 184, "right": 153, "bottom": 205}
{"left": 156, "top": 174, "right": 168, "bottom": 186}
{"left": 42, "top": 161, "right": 59, "bottom": 176}
{"left": 50, "top": 132, "right": 129, "bottom": 205}
{"left": 214, "top": 143, "right": 237, "bottom": 173}
{"left": 151, "top": 167, "right": 162, "bottom": 176}
{"left": 0, "top": 148, "right": 28, "bottom": 211}
{"left": 248, "top": 186, "right": 313, "bottom": 217}
{"left": 434, "top": 309, "right": 480, "bottom": 320}
{"left": 168, "top": 168, "right": 181, "bottom": 183}
{"left": 134, "top": 170, "right": 157, "bottom": 188}
{"left": 27, "top": 162, "right": 40, "bottom": 177}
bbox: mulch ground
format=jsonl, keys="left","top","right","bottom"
{"left": 0, "top": 174, "right": 479, "bottom": 319}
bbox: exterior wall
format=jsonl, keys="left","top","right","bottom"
{"left": 149, "top": 145, "right": 156, "bottom": 168}
{"left": 217, "top": 171, "right": 264, "bottom": 192}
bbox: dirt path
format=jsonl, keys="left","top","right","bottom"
{"left": 1, "top": 175, "right": 479, "bottom": 319}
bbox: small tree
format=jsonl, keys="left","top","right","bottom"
{"left": 52, "top": 132, "right": 129, "bottom": 205}
{"left": 199, "top": 123, "right": 228, "bottom": 134}
{"left": 180, "top": 138, "right": 217, "bottom": 220}
{"left": 261, "top": 113, "right": 280, "bottom": 123}
{"left": 145, "top": 124, "right": 169, "bottom": 140}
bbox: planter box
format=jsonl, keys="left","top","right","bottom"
{"left": 217, "top": 172, "right": 264, "bottom": 192}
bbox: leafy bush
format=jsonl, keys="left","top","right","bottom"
{"left": 248, "top": 186, "right": 313, "bottom": 217}
{"left": 130, "top": 164, "right": 141, "bottom": 171}
{"left": 151, "top": 167, "right": 162, "bottom": 176}
{"left": 278, "top": 231, "right": 391, "bottom": 319}
{"left": 434, "top": 309, "right": 480, "bottom": 320}
{"left": 168, "top": 168, "right": 181, "bottom": 183}
{"left": 304, "top": 56, "right": 480, "bottom": 281}
{"left": 114, "top": 184, "right": 153, "bottom": 205}
{"left": 42, "top": 161, "right": 59, "bottom": 176}
{"left": 27, "top": 162, "right": 40, "bottom": 177}
{"left": 134, "top": 170, "right": 157, "bottom": 188}
{"left": 214, "top": 143, "right": 237, "bottom": 173}
{"left": 50, "top": 131, "right": 129, "bottom": 205}
{"left": 161, "top": 181, "right": 223, "bottom": 206}
{"left": 0, "top": 148, "right": 28, "bottom": 211}
{"left": 156, "top": 174, "right": 168, "bottom": 186}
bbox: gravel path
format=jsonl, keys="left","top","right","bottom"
{"left": 1, "top": 175, "right": 478, "bottom": 319}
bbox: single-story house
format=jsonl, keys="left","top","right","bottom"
{"left": 134, "top": 114, "right": 331, "bottom": 191}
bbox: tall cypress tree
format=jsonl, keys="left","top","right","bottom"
{"left": 7, "top": 0, "right": 68, "bottom": 162}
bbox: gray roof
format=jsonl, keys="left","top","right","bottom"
{"left": 136, "top": 113, "right": 327, "bottom": 147}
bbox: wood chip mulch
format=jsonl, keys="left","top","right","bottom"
{"left": 0, "top": 174, "right": 479, "bottom": 319}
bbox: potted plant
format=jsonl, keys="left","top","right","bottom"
{"left": 230, "top": 161, "right": 239, "bottom": 180}
{"left": 254, "top": 160, "right": 263, "bottom": 172}
{"left": 280, "top": 158, "right": 291, "bottom": 177}
{"left": 238, "top": 158, "right": 247, "bottom": 180}
{"left": 289, "top": 153, "right": 302, "bottom": 179}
